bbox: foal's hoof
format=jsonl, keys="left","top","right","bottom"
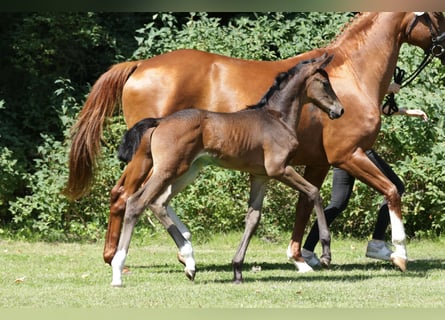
{"left": 320, "top": 256, "right": 331, "bottom": 269}
{"left": 177, "top": 251, "right": 186, "bottom": 266}
{"left": 185, "top": 268, "right": 196, "bottom": 281}
{"left": 111, "top": 282, "right": 123, "bottom": 288}
{"left": 391, "top": 255, "right": 407, "bottom": 272}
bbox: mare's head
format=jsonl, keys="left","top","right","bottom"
{"left": 299, "top": 53, "right": 344, "bottom": 120}
{"left": 405, "top": 12, "right": 445, "bottom": 64}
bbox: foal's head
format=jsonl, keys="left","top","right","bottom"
{"left": 299, "top": 54, "right": 344, "bottom": 120}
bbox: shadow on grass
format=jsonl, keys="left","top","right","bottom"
{"left": 126, "top": 258, "right": 443, "bottom": 283}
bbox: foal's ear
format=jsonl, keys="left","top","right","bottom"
{"left": 318, "top": 54, "right": 334, "bottom": 70}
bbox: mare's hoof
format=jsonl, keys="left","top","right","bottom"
{"left": 177, "top": 251, "right": 186, "bottom": 266}
{"left": 391, "top": 256, "right": 407, "bottom": 272}
{"left": 289, "top": 259, "right": 314, "bottom": 273}
{"left": 185, "top": 268, "right": 196, "bottom": 281}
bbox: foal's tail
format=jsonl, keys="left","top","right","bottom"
{"left": 64, "top": 61, "right": 140, "bottom": 200}
{"left": 118, "top": 118, "right": 161, "bottom": 163}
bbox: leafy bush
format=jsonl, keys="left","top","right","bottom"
{"left": 7, "top": 79, "right": 126, "bottom": 241}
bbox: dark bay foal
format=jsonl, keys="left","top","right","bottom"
{"left": 111, "top": 54, "right": 344, "bottom": 286}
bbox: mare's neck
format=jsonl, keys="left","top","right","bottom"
{"left": 329, "top": 12, "right": 408, "bottom": 103}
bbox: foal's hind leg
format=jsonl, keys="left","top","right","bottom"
{"left": 104, "top": 158, "right": 191, "bottom": 265}
{"left": 149, "top": 193, "right": 196, "bottom": 281}
{"left": 104, "top": 156, "right": 152, "bottom": 265}
{"left": 275, "top": 166, "right": 331, "bottom": 272}
{"left": 111, "top": 171, "right": 196, "bottom": 286}
{"left": 232, "top": 175, "right": 268, "bottom": 284}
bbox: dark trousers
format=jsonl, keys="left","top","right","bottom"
{"left": 303, "top": 149, "right": 405, "bottom": 252}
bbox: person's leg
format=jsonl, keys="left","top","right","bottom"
{"left": 301, "top": 167, "right": 355, "bottom": 265}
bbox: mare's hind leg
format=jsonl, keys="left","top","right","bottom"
{"left": 275, "top": 166, "right": 331, "bottom": 272}
{"left": 232, "top": 175, "right": 268, "bottom": 284}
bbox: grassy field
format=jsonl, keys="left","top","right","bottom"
{"left": 0, "top": 232, "right": 444, "bottom": 309}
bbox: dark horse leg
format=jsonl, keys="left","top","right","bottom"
{"left": 232, "top": 175, "right": 268, "bottom": 283}
{"left": 288, "top": 165, "right": 331, "bottom": 270}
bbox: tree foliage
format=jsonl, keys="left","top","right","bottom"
{"left": 1, "top": 12, "right": 444, "bottom": 242}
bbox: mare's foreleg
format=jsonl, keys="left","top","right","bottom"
{"left": 232, "top": 175, "right": 268, "bottom": 284}
{"left": 276, "top": 165, "right": 330, "bottom": 272}
{"left": 339, "top": 151, "right": 407, "bottom": 271}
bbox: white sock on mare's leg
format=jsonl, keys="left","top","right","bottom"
{"left": 286, "top": 244, "right": 314, "bottom": 273}
{"left": 389, "top": 210, "right": 407, "bottom": 259}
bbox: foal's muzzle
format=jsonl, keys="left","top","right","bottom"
{"left": 329, "top": 106, "right": 344, "bottom": 120}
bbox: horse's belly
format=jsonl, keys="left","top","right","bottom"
{"left": 194, "top": 153, "right": 267, "bottom": 176}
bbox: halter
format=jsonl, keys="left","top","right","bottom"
{"left": 382, "top": 12, "right": 445, "bottom": 115}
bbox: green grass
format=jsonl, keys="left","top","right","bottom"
{"left": 0, "top": 233, "right": 444, "bottom": 308}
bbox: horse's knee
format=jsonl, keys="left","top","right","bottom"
{"left": 125, "top": 197, "right": 145, "bottom": 223}
{"left": 110, "top": 183, "right": 124, "bottom": 202}
{"left": 306, "top": 186, "right": 321, "bottom": 204}
{"left": 245, "top": 210, "right": 261, "bottom": 229}
{"left": 110, "top": 194, "right": 127, "bottom": 218}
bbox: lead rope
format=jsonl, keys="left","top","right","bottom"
{"left": 382, "top": 53, "right": 434, "bottom": 116}
{"left": 382, "top": 13, "right": 440, "bottom": 115}
{"left": 382, "top": 67, "right": 404, "bottom": 115}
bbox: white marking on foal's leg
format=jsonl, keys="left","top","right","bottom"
{"left": 180, "top": 241, "right": 196, "bottom": 280}
{"left": 167, "top": 206, "right": 191, "bottom": 240}
{"left": 286, "top": 244, "right": 314, "bottom": 273}
{"left": 110, "top": 249, "right": 127, "bottom": 287}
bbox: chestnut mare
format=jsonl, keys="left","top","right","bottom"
{"left": 110, "top": 54, "right": 344, "bottom": 286}
{"left": 66, "top": 12, "right": 445, "bottom": 275}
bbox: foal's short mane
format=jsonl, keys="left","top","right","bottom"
{"left": 247, "top": 58, "right": 313, "bottom": 110}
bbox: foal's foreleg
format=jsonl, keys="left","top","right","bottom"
{"left": 232, "top": 175, "right": 268, "bottom": 284}
{"left": 276, "top": 166, "right": 331, "bottom": 272}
